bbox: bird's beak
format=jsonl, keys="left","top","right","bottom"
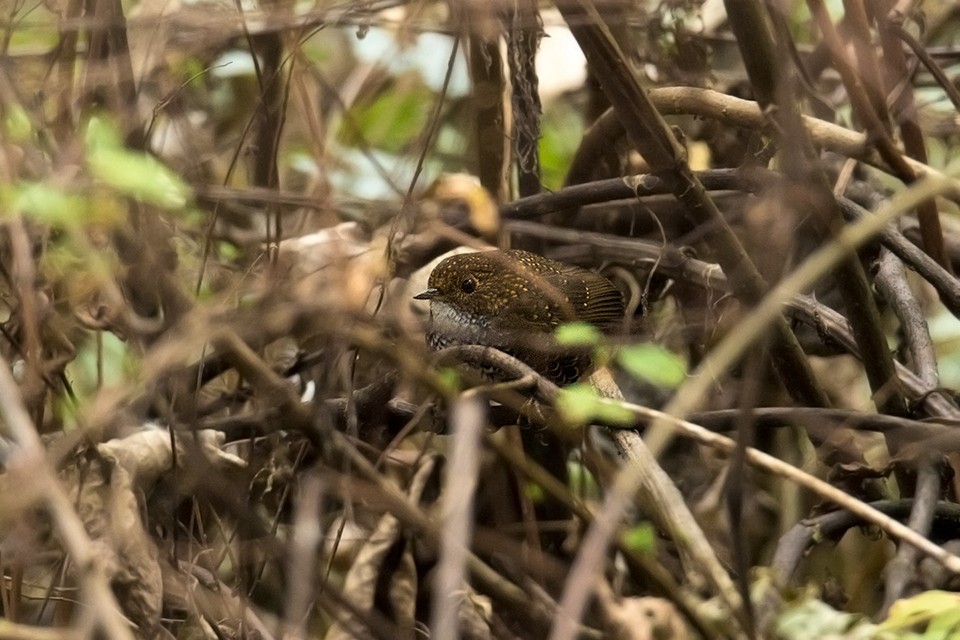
{"left": 413, "top": 288, "right": 439, "bottom": 300}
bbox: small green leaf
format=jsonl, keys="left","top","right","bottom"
{"left": 880, "top": 591, "right": 960, "bottom": 633}
{"left": 540, "top": 101, "right": 585, "bottom": 191}
{"left": 66, "top": 331, "right": 135, "bottom": 396}
{"left": 523, "top": 482, "right": 545, "bottom": 503}
{"left": 4, "top": 105, "right": 32, "bottom": 141}
{"left": 338, "top": 82, "right": 433, "bottom": 153}
{"left": 617, "top": 344, "right": 686, "bottom": 388}
{"left": 568, "top": 460, "right": 600, "bottom": 500}
{"left": 622, "top": 522, "right": 656, "bottom": 553}
{"left": 555, "top": 383, "right": 634, "bottom": 426}
{"left": 7, "top": 182, "right": 125, "bottom": 228}
{"left": 85, "top": 117, "right": 191, "bottom": 209}
{"left": 924, "top": 606, "right": 960, "bottom": 640}
{"left": 85, "top": 115, "right": 122, "bottom": 151}
{"left": 776, "top": 600, "right": 862, "bottom": 640}
{"left": 554, "top": 322, "right": 602, "bottom": 346}
{"left": 435, "top": 367, "right": 461, "bottom": 395}
{"left": 88, "top": 148, "right": 190, "bottom": 209}
{"left": 13, "top": 182, "right": 82, "bottom": 226}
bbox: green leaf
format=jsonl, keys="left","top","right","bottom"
{"left": 540, "top": 100, "right": 585, "bottom": 191}
{"left": 12, "top": 182, "right": 83, "bottom": 226}
{"left": 338, "top": 81, "right": 433, "bottom": 154}
{"left": 554, "top": 322, "right": 602, "bottom": 347}
{"left": 88, "top": 149, "right": 190, "bottom": 209}
{"left": 776, "top": 600, "right": 861, "bottom": 640}
{"left": 555, "top": 383, "right": 634, "bottom": 426}
{"left": 435, "top": 367, "right": 462, "bottom": 395}
{"left": 85, "top": 116, "right": 122, "bottom": 151}
{"left": 622, "top": 522, "right": 656, "bottom": 553}
{"left": 4, "top": 105, "right": 32, "bottom": 141}
{"left": 617, "top": 344, "right": 686, "bottom": 388}
{"left": 523, "top": 482, "right": 545, "bottom": 503}
{"left": 6, "top": 181, "right": 125, "bottom": 228}
{"left": 880, "top": 591, "right": 960, "bottom": 635}
{"left": 924, "top": 606, "right": 960, "bottom": 640}
{"left": 85, "top": 117, "right": 191, "bottom": 209}
{"left": 217, "top": 240, "right": 242, "bottom": 262}
{"left": 568, "top": 460, "right": 600, "bottom": 500}
{"left": 65, "top": 330, "right": 137, "bottom": 399}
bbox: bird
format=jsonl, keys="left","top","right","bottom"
{"left": 413, "top": 249, "right": 625, "bottom": 384}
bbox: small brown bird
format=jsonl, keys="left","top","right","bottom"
{"left": 414, "top": 249, "right": 625, "bottom": 384}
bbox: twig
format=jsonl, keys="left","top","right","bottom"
{"left": 838, "top": 197, "right": 960, "bottom": 317}
{"left": 651, "top": 174, "right": 959, "bottom": 444}
{"left": 770, "top": 499, "right": 960, "bottom": 584}
{"left": 642, "top": 87, "right": 957, "bottom": 191}
{"left": 600, "top": 400, "right": 960, "bottom": 574}
{"left": 0, "top": 354, "right": 136, "bottom": 640}
{"left": 432, "top": 346, "right": 735, "bottom": 637}
{"left": 283, "top": 472, "right": 323, "bottom": 640}
{"left": 631, "top": 174, "right": 960, "bottom": 573}
{"left": 327, "top": 430, "right": 574, "bottom": 635}
{"left": 502, "top": 174, "right": 960, "bottom": 318}
{"left": 555, "top": 0, "right": 829, "bottom": 414}
{"left": 722, "top": 0, "right": 905, "bottom": 416}
{"left": 881, "top": 457, "right": 943, "bottom": 614}
{"left": 431, "top": 393, "right": 486, "bottom": 640}
{"left": 786, "top": 295, "right": 960, "bottom": 418}
{"left": 871, "top": 0, "right": 951, "bottom": 271}
{"left": 875, "top": 249, "right": 939, "bottom": 390}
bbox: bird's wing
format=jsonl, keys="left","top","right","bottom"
{"left": 543, "top": 266, "right": 626, "bottom": 327}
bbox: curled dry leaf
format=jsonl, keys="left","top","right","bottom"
{"left": 448, "top": 589, "right": 493, "bottom": 640}
{"left": 98, "top": 456, "right": 163, "bottom": 634}
{"left": 325, "top": 454, "right": 441, "bottom": 640}
{"left": 279, "top": 221, "right": 387, "bottom": 313}
{"left": 606, "top": 596, "right": 688, "bottom": 640}
{"left": 97, "top": 426, "right": 247, "bottom": 489}
{"left": 47, "top": 427, "right": 247, "bottom": 633}
{"left": 54, "top": 446, "right": 158, "bottom": 633}
{"left": 422, "top": 173, "right": 500, "bottom": 237}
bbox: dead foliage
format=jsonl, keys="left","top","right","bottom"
{"left": 1, "top": 1, "right": 960, "bottom": 639}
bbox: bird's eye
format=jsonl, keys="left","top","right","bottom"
{"left": 460, "top": 277, "right": 477, "bottom": 294}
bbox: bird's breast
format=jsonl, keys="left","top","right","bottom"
{"left": 427, "top": 301, "right": 490, "bottom": 345}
